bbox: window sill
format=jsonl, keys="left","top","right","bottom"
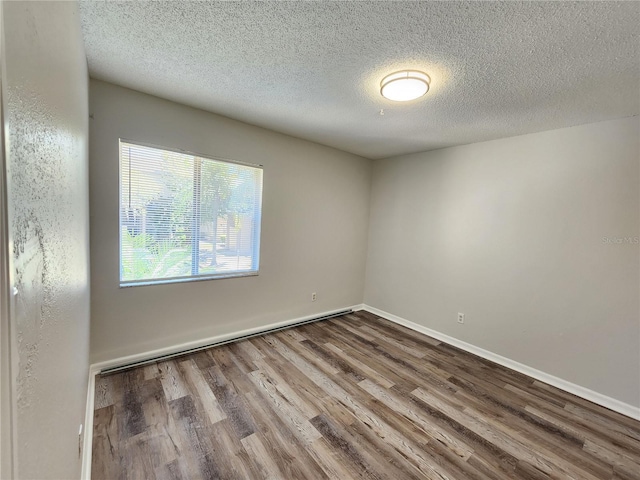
{"left": 119, "top": 271, "right": 259, "bottom": 288}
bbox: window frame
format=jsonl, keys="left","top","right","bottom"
{"left": 118, "top": 139, "right": 263, "bottom": 288}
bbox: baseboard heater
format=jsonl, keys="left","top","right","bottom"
{"left": 99, "top": 308, "right": 353, "bottom": 375}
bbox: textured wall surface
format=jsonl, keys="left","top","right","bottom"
{"left": 0, "top": 5, "right": 10, "bottom": 477}
{"left": 365, "top": 116, "right": 640, "bottom": 407}
{"left": 89, "top": 80, "right": 371, "bottom": 363}
{"left": 3, "top": 2, "right": 90, "bottom": 478}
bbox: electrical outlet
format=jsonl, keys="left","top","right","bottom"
{"left": 457, "top": 313, "right": 465, "bottom": 324}
{"left": 311, "top": 292, "right": 317, "bottom": 302}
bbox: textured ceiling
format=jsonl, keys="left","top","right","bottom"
{"left": 79, "top": 1, "right": 640, "bottom": 159}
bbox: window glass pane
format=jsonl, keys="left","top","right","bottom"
{"left": 120, "top": 141, "right": 262, "bottom": 285}
{"left": 198, "top": 161, "right": 260, "bottom": 275}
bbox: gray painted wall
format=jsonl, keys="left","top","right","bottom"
{"left": 2, "top": 1, "right": 90, "bottom": 478}
{"left": 0, "top": 5, "right": 10, "bottom": 477}
{"left": 364, "top": 116, "right": 640, "bottom": 407}
{"left": 89, "top": 80, "right": 372, "bottom": 363}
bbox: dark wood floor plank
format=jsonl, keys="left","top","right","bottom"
{"left": 452, "top": 385, "right": 616, "bottom": 479}
{"left": 158, "top": 360, "right": 189, "bottom": 402}
{"left": 531, "top": 380, "right": 640, "bottom": 429}
{"left": 248, "top": 369, "right": 322, "bottom": 444}
{"left": 243, "top": 390, "right": 331, "bottom": 480}
{"left": 358, "top": 378, "right": 474, "bottom": 459}
{"left": 341, "top": 412, "right": 437, "bottom": 480}
{"left": 249, "top": 336, "right": 332, "bottom": 410}
{"left": 347, "top": 312, "right": 442, "bottom": 349}
{"left": 325, "top": 320, "right": 460, "bottom": 395}
{"left": 240, "top": 432, "right": 285, "bottom": 480}
{"left": 251, "top": 357, "right": 320, "bottom": 420}
{"left": 94, "top": 374, "right": 120, "bottom": 409}
{"left": 565, "top": 404, "right": 640, "bottom": 442}
{"left": 504, "top": 382, "right": 568, "bottom": 408}
{"left": 308, "top": 323, "right": 416, "bottom": 389}
{"left": 91, "top": 405, "right": 122, "bottom": 480}
{"left": 413, "top": 386, "right": 605, "bottom": 480}
{"left": 525, "top": 402, "right": 640, "bottom": 458}
{"left": 168, "top": 395, "right": 222, "bottom": 479}
{"left": 406, "top": 387, "right": 524, "bottom": 478}
{"left": 204, "top": 364, "right": 257, "bottom": 440}
{"left": 93, "top": 313, "right": 640, "bottom": 480}
{"left": 265, "top": 333, "right": 461, "bottom": 479}
{"left": 323, "top": 341, "right": 395, "bottom": 388}
{"left": 316, "top": 320, "right": 442, "bottom": 392}
{"left": 118, "top": 370, "right": 147, "bottom": 440}
{"left": 226, "top": 341, "right": 259, "bottom": 374}
{"left": 341, "top": 376, "right": 493, "bottom": 480}
{"left": 299, "top": 338, "right": 367, "bottom": 383}
{"left": 177, "top": 359, "right": 226, "bottom": 425}
{"left": 206, "top": 418, "right": 256, "bottom": 479}
{"left": 309, "top": 413, "right": 400, "bottom": 480}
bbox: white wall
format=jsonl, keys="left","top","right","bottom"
{"left": 89, "top": 80, "right": 372, "bottom": 363}
{"left": 365, "top": 116, "right": 640, "bottom": 408}
{"left": 2, "top": 2, "right": 90, "bottom": 478}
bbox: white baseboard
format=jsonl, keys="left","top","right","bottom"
{"left": 80, "top": 365, "right": 99, "bottom": 480}
{"left": 362, "top": 304, "right": 640, "bottom": 421}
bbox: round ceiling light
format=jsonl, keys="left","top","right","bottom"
{"left": 380, "top": 70, "right": 430, "bottom": 102}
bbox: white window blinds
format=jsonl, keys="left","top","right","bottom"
{"left": 120, "top": 141, "right": 263, "bottom": 286}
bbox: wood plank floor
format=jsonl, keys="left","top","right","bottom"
{"left": 92, "top": 311, "right": 640, "bottom": 480}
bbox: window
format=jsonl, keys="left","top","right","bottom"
{"left": 119, "top": 141, "right": 263, "bottom": 286}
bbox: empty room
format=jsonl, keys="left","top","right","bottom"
{"left": 0, "top": 1, "right": 639, "bottom": 479}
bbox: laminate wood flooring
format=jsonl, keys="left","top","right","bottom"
{"left": 92, "top": 311, "right": 640, "bottom": 479}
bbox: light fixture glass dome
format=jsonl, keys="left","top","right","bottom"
{"left": 380, "top": 70, "right": 430, "bottom": 102}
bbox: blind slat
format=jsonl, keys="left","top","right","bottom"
{"left": 120, "top": 141, "right": 263, "bottom": 285}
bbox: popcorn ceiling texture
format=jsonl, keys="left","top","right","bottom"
{"left": 3, "top": 2, "right": 90, "bottom": 478}
{"left": 79, "top": 1, "right": 639, "bottom": 159}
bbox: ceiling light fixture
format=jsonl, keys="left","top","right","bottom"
{"left": 380, "top": 70, "right": 430, "bottom": 102}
